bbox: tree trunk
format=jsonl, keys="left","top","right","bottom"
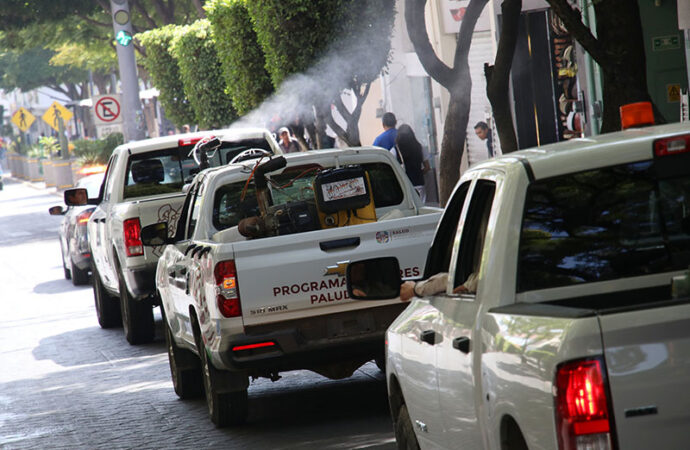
{"left": 438, "top": 93, "right": 470, "bottom": 202}
{"left": 593, "top": 0, "right": 659, "bottom": 131}
{"left": 545, "top": 0, "right": 662, "bottom": 132}
{"left": 484, "top": 0, "right": 520, "bottom": 153}
{"left": 405, "top": 0, "right": 487, "bottom": 205}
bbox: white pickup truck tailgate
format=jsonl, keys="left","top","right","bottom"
{"left": 233, "top": 213, "right": 438, "bottom": 326}
{"left": 599, "top": 301, "right": 690, "bottom": 449}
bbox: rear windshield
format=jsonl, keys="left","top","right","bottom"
{"left": 181, "top": 137, "right": 274, "bottom": 167}
{"left": 212, "top": 162, "right": 404, "bottom": 231}
{"left": 518, "top": 156, "right": 690, "bottom": 292}
{"left": 123, "top": 148, "right": 197, "bottom": 199}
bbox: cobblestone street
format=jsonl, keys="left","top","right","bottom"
{"left": 0, "top": 178, "right": 396, "bottom": 449}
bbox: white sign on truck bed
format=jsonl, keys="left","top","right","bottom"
{"left": 144, "top": 147, "right": 442, "bottom": 427}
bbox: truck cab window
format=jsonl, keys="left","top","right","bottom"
{"left": 101, "top": 154, "right": 118, "bottom": 202}
{"left": 518, "top": 159, "right": 690, "bottom": 292}
{"left": 452, "top": 180, "right": 496, "bottom": 293}
{"left": 423, "top": 181, "right": 471, "bottom": 278}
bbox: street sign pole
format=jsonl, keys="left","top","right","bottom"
{"left": 110, "top": 0, "right": 146, "bottom": 142}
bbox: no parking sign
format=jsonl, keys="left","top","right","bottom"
{"left": 92, "top": 94, "right": 123, "bottom": 125}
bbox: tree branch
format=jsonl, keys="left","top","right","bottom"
{"left": 405, "top": 0, "right": 454, "bottom": 88}
{"left": 76, "top": 13, "right": 111, "bottom": 29}
{"left": 544, "top": 0, "right": 606, "bottom": 64}
{"left": 191, "top": 0, "right": 206, "bottom": 18}
{"left": 131, "top": 0, "right": 159, "bottom": 29}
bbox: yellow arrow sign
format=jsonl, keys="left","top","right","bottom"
{"left": 42, "top": 101, "right": 73, "bottom": 132}
{"left": 11, "top": 107, "right": 36, "bottom": 132}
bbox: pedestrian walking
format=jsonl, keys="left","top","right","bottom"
{"left": 373, "top": 112, "right": 397, "bottom": 150}
{"left": 394, "top": 124, "right": 426, "bottom": 202}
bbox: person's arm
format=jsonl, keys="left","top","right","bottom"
{"left": 400, "top": 272, "right": 449, "bottom": 301}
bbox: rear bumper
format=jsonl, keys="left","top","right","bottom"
{"left": 122, "top": 266, "right": 157, "bottom": 301}
{"left": 71, "top": 252, "right": 92, "bottom": 271}
{"left": 217, "top": 302, "right": 406, "bottom": 374}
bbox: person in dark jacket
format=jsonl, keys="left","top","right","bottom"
{"left": 394, "top": 124, "right": 426, "bottom": 200}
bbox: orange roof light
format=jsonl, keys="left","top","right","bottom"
{"left": 620, "top": 101, "right": 654, "bottom": 130}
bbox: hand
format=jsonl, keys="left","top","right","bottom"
{"left": 400, "top": 281, "right": 416, "bottom": 302}
{"left": 352, "top": 288, "right": 367, "bottom": 297}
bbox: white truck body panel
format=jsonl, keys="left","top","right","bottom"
{"left": 157, "top": 147, "right": 442, "bottom": 377}
{"left": 89, "top": 127, "right": 281, "bottom": 298}
{"left": 380, "top": 122, "right": 690, "bottom": 449}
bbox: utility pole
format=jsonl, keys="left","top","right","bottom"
{"left": 110, "top": 0, "right": 146, "bottom": 141}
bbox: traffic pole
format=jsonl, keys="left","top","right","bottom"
{"left": 109, "top": 0, "right": 146, "bottom": 142}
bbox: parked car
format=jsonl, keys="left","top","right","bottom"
{"left": 49, "top": 172, "right": 105, "bottom": 285}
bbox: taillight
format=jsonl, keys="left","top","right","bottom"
{"left": 555, "top": 358, "right": 613, "bottom": 450}
{"left": 123, "top": 218, "right": 143, "bottom": 257}
{"left": 214, "top": 260, "right": 242, "bottom": 318}
{"left": 653, "top": 134, "right": 690, "bottom": 157}
{"left": 77, "top": 210, "right": 93, "bottom": 226}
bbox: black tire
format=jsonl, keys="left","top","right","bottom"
{"left": 395, "top": 404, "right": 420, "bottom": 450}
{"left": 71, "top": 259, "right": 90, "bottom": 286}
{"left": 93, "top": 265, "right": 121, "bottom": 329}
{"left": 118, "top": 270, "right": 154, "bottom": 345}
{"left": 375, "top": 356, "right": 386, "bottom": 373}
{"left": 61, "top": 247, "right": 71, "bottom": 280}
{"left": 198, "top": 336, "right": 248, "bottom": 427}
{"left": 164, "top": 316, "right": 203, "bottom": 399}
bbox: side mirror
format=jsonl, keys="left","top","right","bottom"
{"left": 346, "top": 257, "right": 401, "bottom": 300}
{"left": 141, "top": 222, "right": 171, "bottom": 246}
{"left": 48, "top": 205, "right": 66, "bottom": 216}
{"left": 64, "top": 188, "right": 88, "bottom": 206}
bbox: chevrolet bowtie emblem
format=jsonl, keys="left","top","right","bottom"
{"left": 324, "top": 261, "right": 350, "bottom": 277}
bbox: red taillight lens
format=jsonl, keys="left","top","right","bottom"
{"left": 123, "top": 218, "right": 143, "bottom": 257}
{"left": 232, "top": 342, "right": 275, "bottom": 352}
{"left": 653, "top": 134, "right": 690, "bottom": 157}
{"left": 555, "top": 358, "right": 613, "bottom": 450}
{"left": 77, "top": 210, "right": 93, "bottom": 225}
{"left": 214, "top": 260, "right": 241, "bottom": 318}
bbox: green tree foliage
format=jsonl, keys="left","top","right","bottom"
{"left": 137, "top": 26, "right": 196, "bottom": 127}
{"left": 205, "top": 0, "right": 273, "bottom": 116}
{"left": 246, "top": 0, "right": 395, "bottom": 146}
{"left": 72, "top": 133, "right": 124, "bottom": 165}
{"left": 0, "top": 0, "right": 97, "bottom": 30}
{"left": 0, "top": 47, "right": 87, "bottom": 93}
{"left": 170, "top": 20, "right": 236, "bottom": 129}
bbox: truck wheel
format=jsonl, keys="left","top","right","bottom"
{"left": 198, "top": 336, "right": 248, "bottom": 427}
{"left": 61, "top": 247, "right": 71, "bottom": 280}
{"left": 118, "top": 271, "right": 154, "bottom": 345}
{"left": 395, "top": 404, "right": 420, "bottom": 450}
{"left": 71, "top": 259, "right": 90, "bottom": 286}
{"left": 164, "top": 318, "right": 203, "bottom": 399}
{"left": 93, "top": 265, "right": 121, "bottom": 328}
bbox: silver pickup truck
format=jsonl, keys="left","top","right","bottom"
{"left": 347, "top": 121, "right": 690, "bottom": 450}
{"left": 141, "top": 147, "right": 442, "bottom": 427}
{"left": 64, "top": 128, "right": 281, "bottom": 344}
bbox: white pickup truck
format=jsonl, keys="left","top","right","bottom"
{"left": 347, "top": 121, "right": 690, "bottom": 450}
{"left": 140, "top": 147, "right": 442, "bottom": 426}
{"left": 63, "top": 128, "right": 281, "bottom": 344}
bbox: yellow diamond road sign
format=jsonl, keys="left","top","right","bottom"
{"left": 11, "top": 107, "right": 36, "bottom": 132}
{"left": 42, "top": 101, "right": 73, "bottom": 132}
